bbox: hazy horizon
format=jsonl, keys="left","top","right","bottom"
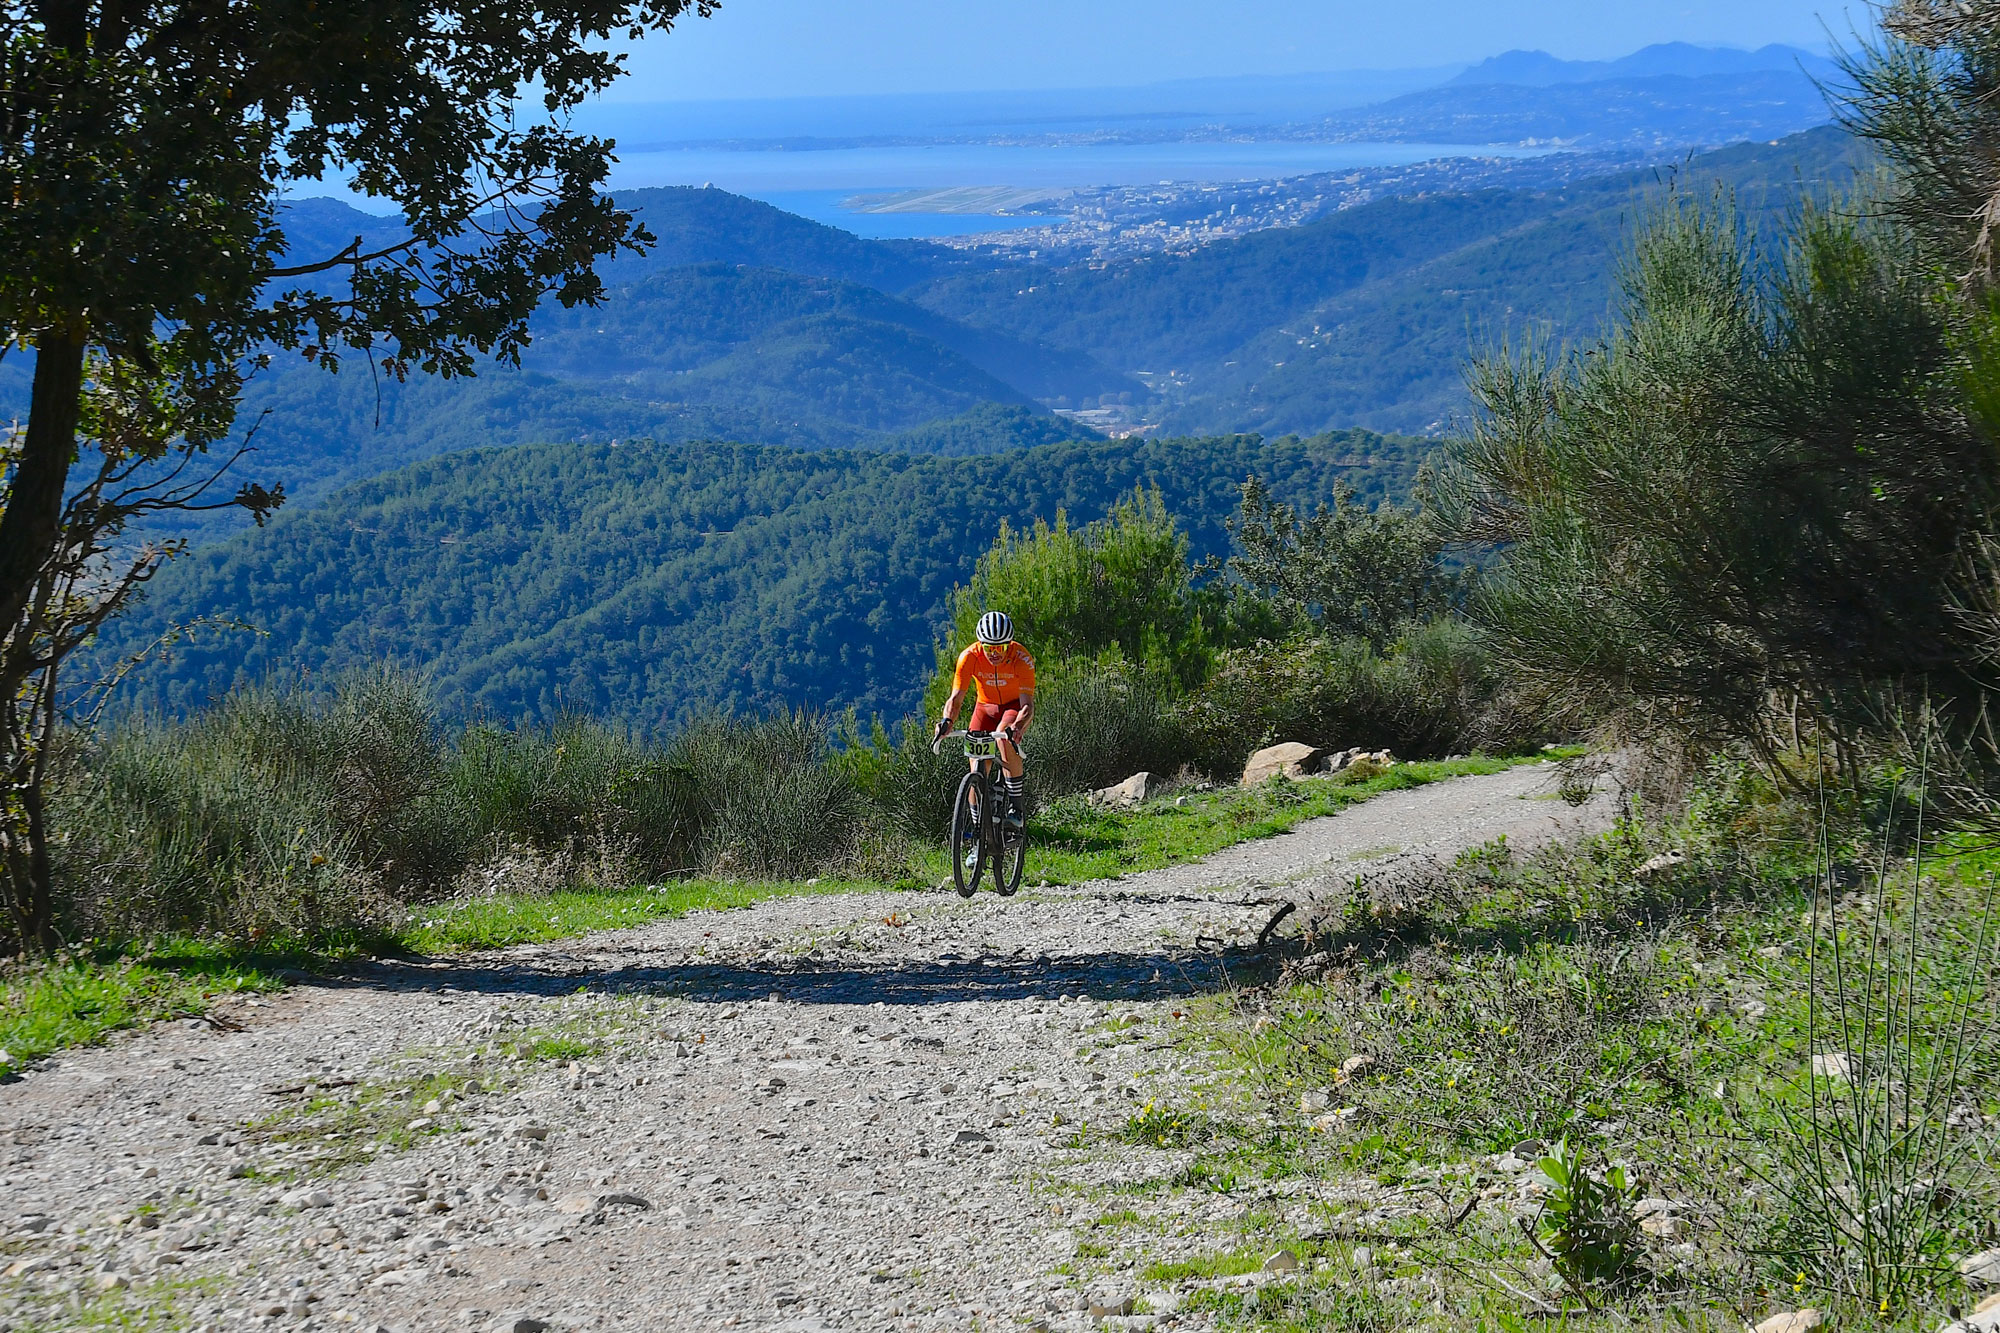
{"left": 606, "top": 0, "right": 1862, "bottom": 103}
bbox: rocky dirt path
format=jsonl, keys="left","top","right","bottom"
{"left": 0, "top": 763, "right": 1614, "bottom": 1333}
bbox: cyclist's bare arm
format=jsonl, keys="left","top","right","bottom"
{"left": 1009, "top": 690, "right": 1034, "bottom": 739}
{"left": 934, "top": 687, "right": 968, "bottom": 741}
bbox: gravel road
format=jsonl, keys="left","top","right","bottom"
{"left": 0, "top": 763, "right": 1614, "bottom": 1333}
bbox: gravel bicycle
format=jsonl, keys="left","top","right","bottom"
{"left": 932, "top": 729, "right": 1027, "bottom": 899}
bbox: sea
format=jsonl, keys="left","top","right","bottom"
{"left": 601, "top": 139, "right": 1551, "bottom": 239}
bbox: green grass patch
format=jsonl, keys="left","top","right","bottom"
{"left": 9, "top": 1273, "right": 228, "bottom": 1332}
{"left": 923, "top": 753, "right": 1566, "bottom": 887}
{"left": 4, "top": 755, "right": 1563, "bottom": 1067}
{"left": 0, "top": 942, "right": 296, "bottom": 1065}
{"left": 249, "top": 1066, "right": 492, "bottom": 1176}
{"left": 393, "top": 875, "right": 879, "bottom": 953}
{"left": 1143, "top": 1248, "right": 1274, "bottom": 1283}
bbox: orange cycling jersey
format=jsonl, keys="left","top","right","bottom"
{"left": 952, "top": 642, "right": 1038, "bottom": 705}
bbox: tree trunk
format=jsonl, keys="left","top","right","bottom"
{"left": 0, "top": 329, "right": 86, "bottom": 639}
{"left": 0, "top": 780, "right": 57, "bottom": 956}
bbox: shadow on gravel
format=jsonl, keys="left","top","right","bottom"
{"left": 328, "top": 948, "right": 1246, "bottom": 1007}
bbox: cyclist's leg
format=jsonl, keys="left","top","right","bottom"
{"left": 995, "top": 705, "right": 1026, "bottom": 825}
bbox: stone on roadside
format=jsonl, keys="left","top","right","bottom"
{"left": 600, "top": 1192, "right": 651, "bottom": 1210}
{"left": 1943, "top": 1295, "right": 2000, "bottom": 1333}
{"left": 1754, "top": 1311, "right": 1823, "bottom": 1333}
{"left": 1961, "top": 1249, "right": 2000, "bottom": 1287}
{"left": 1241, "top": 742, "right": 1324, "bottom": 786}
{"left": 1092, "top": 772, "right": 1153, "bottom": 809}
{"left": 1262, "top": 1249, "right": 1300, "bottom": 1273}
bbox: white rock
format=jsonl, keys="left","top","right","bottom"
{"left": 1242, "top": 742, "right": 1324, "bottom": 786}
{"left": 1092, "top": 773, "right": 1153, "bottom": 809}
{"left": 1961, "top": 1250, "right": 2000, "bottom": 1288}
{"left": 1754, "top": 1310, "right": 1823, "bottom": 1333}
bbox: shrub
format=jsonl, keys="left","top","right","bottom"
{"left": 1535, "top": 1138, "right": 1646, "bottom": 1292}
{"left": 50, "top": 673, "right": 864, "bottom": 947}
{"left": 1178, "top": 620, "right": 1525, "bottom": 778}
{"left": 52, "top": 667, "right": 454, "bottom": 943}
{"left": 1227, "top": 475, "right": 1465, "bottom": 649}
{"left": 859, "top": 716, "right": 968, "bottom": 841}
{"left": 674, "top": 711, "right": 858, "bottom": 878}
{"left": 928, "top": 486, "right": 1216, "bottom": 708}
{"left": 1027, "top": 659, "right": 1189, "bottom": 797}
{"left": 1438, "top": 195, "right": 1996, "bottom": 773}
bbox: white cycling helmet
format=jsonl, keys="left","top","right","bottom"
{"left": 976, "top": 610, "right": 1013, "bottom": 646}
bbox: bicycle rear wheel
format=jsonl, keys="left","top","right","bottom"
{"left": 950, "top": 770, "right": 987, "bottom": 898}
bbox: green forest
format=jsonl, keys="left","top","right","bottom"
{"left": 0, "top": 128, "right": 1866, "bottom": 534}
{"left": 96, "top": 429, "right": 1432, "bottom": 726}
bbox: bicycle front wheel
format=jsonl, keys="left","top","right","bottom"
{"left": 992, "top": 814, "right": 1026, "bottom": 897}
{"left": 950, "top": 770, "right": 987, "bottom": 898}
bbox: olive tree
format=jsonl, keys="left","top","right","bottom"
{"left": 0, "top": 0, "right": 714, "bottom": 951}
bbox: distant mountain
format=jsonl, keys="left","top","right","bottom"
{"left": 878, "top": 404, "right": 1102, "bottom": 456}
{"left": 99, "top": 432, "right": 1429, "bottom": 728}
{"left": 1310, "top": 68, "right": 1833, "bottom": 149}
{"left": 115, "top": 212, "right": 1118, "bottom": 534}
{"left": 1451, "top": 42, "right": 1835, "bottom": 88}
{"left": 3, "top": 128, "right": 1868, "bottom": 538}
{"left": 913, "top": 127, "right": 1869, "bottom": 436}
{"left": 530, "top": 263, "right": 1128, "bottom": 407}
{"left": 263, "top": 186, "right": 975, "bottom": 294}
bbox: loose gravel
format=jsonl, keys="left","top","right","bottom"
{"left": 0, "top": 762, "right": 1613, "bottom": 1332}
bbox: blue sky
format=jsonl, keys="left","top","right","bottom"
{"left": 613, "top": 0, "right": 1865, "bottom": 101}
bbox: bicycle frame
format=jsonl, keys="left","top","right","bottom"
{"left": 934, "top": 729, "right": 1027, "bottom": 897}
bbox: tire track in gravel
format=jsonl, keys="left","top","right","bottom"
{"left": 0, "top": 761, "right": 1615, "bottom": 1333}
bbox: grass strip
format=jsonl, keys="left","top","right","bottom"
{"left": 918, "top": 752, "right": 1573, "bottom": 887}
{"left": 393, "top": 876, "right": 877, "bottom": 954}
{"left": 1, "top": 752, "right": 1574, "bottom": 1063}
{"left": 0, "top": 940, "right": 292, "bottom": 1066}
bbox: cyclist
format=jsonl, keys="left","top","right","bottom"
{"left": 931, "top": 611, "right": 1035, "bottom": 826}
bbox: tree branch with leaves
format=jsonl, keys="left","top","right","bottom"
{"left": 0, "top": 0, "right": 717, "bottom": 952}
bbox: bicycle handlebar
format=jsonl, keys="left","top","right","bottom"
{"left": 930, "top": 728, "right": 1026, "bottom": 757}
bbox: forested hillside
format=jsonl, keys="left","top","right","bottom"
{"left": 100, "top": 431, "right": 1430, "bottom": 727}
{"left": 2, "top": 130, "right": 1866, "bottom": 530}
{"left": 914, "top": 126, "right": 1868, "bottom": 435}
